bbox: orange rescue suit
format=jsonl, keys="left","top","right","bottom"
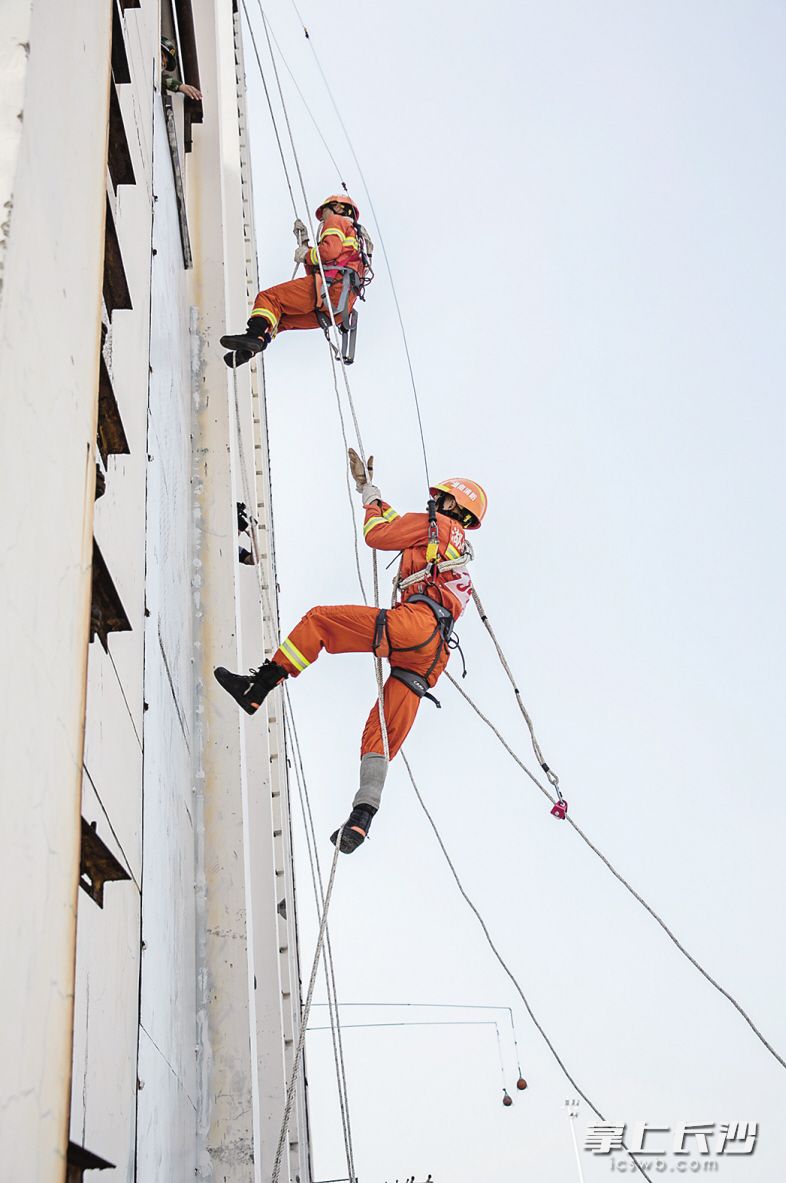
{"left": 250, "top": 212, "right": 365, "bottom": 335}
{"left": 272, "top": 501, "right": 472, "bottom": 759}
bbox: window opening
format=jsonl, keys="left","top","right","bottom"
{"left": 111, "top": 0, "right": 131, "bottom": 85}
{"left": 103, "top": 196, "right": 132, "bottom": 317}
{"left": 79, "top": 818, "right": 131, "bottom": 909}
{"left": 90, "top": 540, "right": 131, "bottom": 652}
{"left": 108, "top": 79, "right": 136, "bottom": 190}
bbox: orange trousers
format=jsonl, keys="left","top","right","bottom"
{"left": 250, "top": 275, "right": 357, "bottom": 335}
{"left": 273, "top": 601, "right": 449, "bottom": 758}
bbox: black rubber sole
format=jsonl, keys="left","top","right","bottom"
{"left": 213, "top": 666, "right": 259, "bottom": 715}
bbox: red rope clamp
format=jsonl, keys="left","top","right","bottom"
{"left": 550, "top": 796, "right": 568, "bottom": 820}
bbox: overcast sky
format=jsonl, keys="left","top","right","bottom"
{"left": 240, "top": 2, "right": 786, "bottom": 1179}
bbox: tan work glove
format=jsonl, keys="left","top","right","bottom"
{"left": 293, "top": 244, "right": 310, "bottom": 265}
{"left": 347, "top": 448, "right": 380, "bottom": 504}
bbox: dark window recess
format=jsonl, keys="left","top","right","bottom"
{"left": 90, "top": 540, "right": 132, "bottom": 652}
{"left": 277, "top": 897, "right": 287, "bottom": 920}
{"left": 98, "top": 351, "right": 130, "bottom": 464}
{"left": 163, "top": 94, "right": 193, "bottom": 269}
{"left": 95, "top": 462, "right": 106, "bottom": 501}
{"left": 108, "top": 79, "right": 135, "bottom": 189}
{"left": 174, "top": 0, "right": 203, "bottom": 151}
{"left": 119, "top": 0, "right": 140, "bottom": 10}
{"left": 79, "top": 819, "right": 131, "bottom": 909}
{"left": 111, "top": 0, "right": 131, "bottom": 84}
{"left": 103, "top": 196, "right": 132, "bottom": 318}
{"left": 67, "top": 1142, "right": 115, "bottom": 1183}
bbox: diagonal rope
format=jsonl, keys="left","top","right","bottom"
{"left": 444, "top": 668, "right": 786, "bottom": 1073}
{"left": 471, "top": 587, "right": 561, "bottom": 796}
{"left": 243, "top": 0, "right": 786, "bottom": 1088}
{"left": 401, "top": 752, "right": 654, "bottom": 1183}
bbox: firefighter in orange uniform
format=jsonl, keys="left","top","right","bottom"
{"left": 214, "top": 451, "right": 488, "bottom": 853}
{"left": 220, "top": 194, "right": 369, "bottom": 367}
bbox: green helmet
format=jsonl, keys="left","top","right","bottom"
{"left": 161, "top": 37, "right": 177, "bottom": 70}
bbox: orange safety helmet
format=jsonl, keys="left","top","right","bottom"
{"left": 316, "top": 193, "right": 360, "bottom": 221}
{"left": 430, "top": 477, "right": 488, "bottom": 530}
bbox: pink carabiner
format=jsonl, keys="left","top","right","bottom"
{"left": 550, "top": 798, "right": 568, "bottom": 820}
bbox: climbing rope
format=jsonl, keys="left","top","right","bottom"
{"left": 284, "top": 693, "right": 356, "bottom": 1181}
{"left": 287, "top": 0, "right": 432, "bottom": 493}
{"left": 240, "top": 0, "right": 298, "bottom": 218}
{"left": 257, "top": 5, "right": 348, "bottom": 187}
{"left": 241, "top": 2, "right": 786, "bottom": 1160}
{"left": 251, "top": 2, "right": 390, "bottom": 764}
{"left": 271, "top": 834, "right": 343, "bottom": 1183}
{"left": 229, "top": 352, "right": 357, "bottom": 1180}
{"left": 444, "top": 667, "right": 786, "bottom": 1074}
{"left": 401, "top": 752, "right": 654, "bottom": 1183}
{"left": 471, "top": 587, "right": 562, "bottom": 798}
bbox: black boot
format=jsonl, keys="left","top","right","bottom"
{"left": 213, "top": 659, "right": 287, "bottom": 715}
{"left": 221, "top": 320, "right": 272, "bottom": 368}
{"left": 331, "top": 805, "right": 377, "bottom": 854}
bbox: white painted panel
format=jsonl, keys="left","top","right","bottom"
{"left": 137, "top": 1027, "right": 197, "bottom": 1181}
{"left": 68, "top": 879, "right": 141, "bottom": 1182}
{"left": 137, "top": 95, "right": 199, "bottom": 1172}
{"left": 82, "top": 640, "right": 144, "bottom": 884}
{"left": 0, "top": 2, "right": 112, "bottom": 1175}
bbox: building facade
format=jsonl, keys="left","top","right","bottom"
{"left": 0, "top": 2, "right": 310, "bottom": 1180}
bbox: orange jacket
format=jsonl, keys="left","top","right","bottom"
{"left": 363, "top": 500, "right": 472, "bottom": 622}
{"left": 306, "top": 212, "right": 365, "bottom": 283}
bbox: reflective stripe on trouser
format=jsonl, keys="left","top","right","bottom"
{"left": 251, "top": 274, "right": 357, "bottom": 334}
{"left": 271, "top": 602, "right": 449, "bottom": 759}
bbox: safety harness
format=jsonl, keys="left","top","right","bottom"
{"left": 315, "top": 220, "right": 374, "bottom": 365}
{"left": 372, "top": 516, "right": 474, "bottom": 707}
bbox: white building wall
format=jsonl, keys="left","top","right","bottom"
{"left": 0, "top": 3, "right": 112, "bottom": 1179}
{"left": 0, "top": 2, "right": 312, "bottom": 1179}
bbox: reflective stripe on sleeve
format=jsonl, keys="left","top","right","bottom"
{"left": 363, "top": 515, "right": 387, "bottom": 537}
{"left": 445, "top": 544, "right": 461, "bottom": 560}
{"left": 382, "top": 507, "right": 399, "bottom": 522}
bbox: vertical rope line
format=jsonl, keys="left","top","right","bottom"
{"left": 254, "top": 0, "right": 390, "bottom": 769}
{"left": 270, "top": 836, "right": 343, "bottom": 1183}
{"left": 260, "top": 9, "right": 348, "bottom": 184}
{"left": 231, "top": 359, "right": 357, "bottom": 1178}
{"left": 240, "top": 0, "right": 299, "bottom": 217}
{"left": 327, "top": 350, "right": 368, "bottom": 606}
{"left": 283, "top": 697, "right": 356, "bottom": 1181}
{"left": 288, "top": 0, "right": 432, "bottom": 491}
